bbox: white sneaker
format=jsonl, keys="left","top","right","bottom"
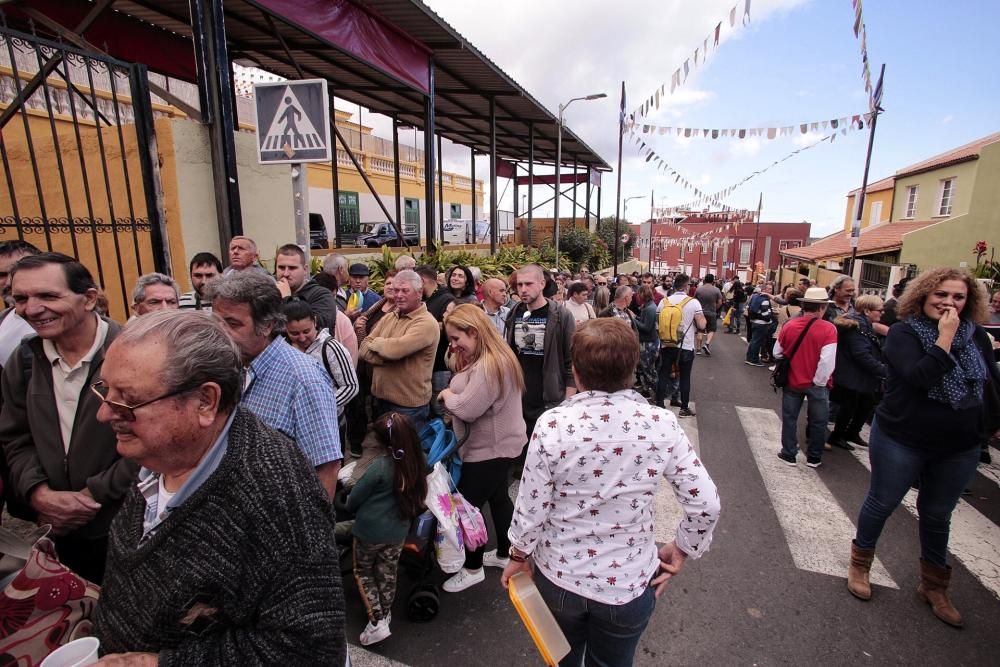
{"left": 359, "top": 618, "right": 392, "bottom": 646}
{"left": 482, "top": 550, "right": 510, "bottom": 569}
{"left": 442, "top": 567, "right": 485, "bottom": 593}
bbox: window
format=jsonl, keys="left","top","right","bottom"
{"left": 711, "top": 242, "right": 718, "bottom": 262}
{"left": 739, "top": 240, "right": 752, "bottom": 265}
{"left": 904, "top": 185, "right": 918, "bottom": 218}
{"left": 679, "top": 242, "right": 685, "bottom": 260}
{"left": 869, "top": 201, "right": 883, "bottom": 226}
{"left": 403, "top": 198, "right": 420, "bottom": 234}
{"left": 336, "top": 191, "right": 359, "bottom": 235}
{"left": 938, "top": 178, "right": 955, "bottom": 216}
{"left": 449, "top": 203, "right": 462, "bottom": 219}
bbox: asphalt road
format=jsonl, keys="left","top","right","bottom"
{"left": 347, "top": 330, "right": 1000, "bottom": 667}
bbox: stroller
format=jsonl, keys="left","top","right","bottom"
{"left": 335, "top": 417, "right": 463, "bottom": 623}
{"left": 400, "top": 418, "right": 463, "bottom": 623}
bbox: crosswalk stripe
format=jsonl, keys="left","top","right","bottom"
{"left": 737, "top": 406, "right": 897, "bottom": 588}
{"left": 653, "top": 402, "right": 698, "bottom": 543}
{"left": 850, "top": 429, "right": 1000, "bottom": 601}
{"left": 349, "top": 645, "right": 412, "bottom": 666}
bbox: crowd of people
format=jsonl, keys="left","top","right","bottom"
{"left": 0, "top": 232, "right": 997, "bottom": 664}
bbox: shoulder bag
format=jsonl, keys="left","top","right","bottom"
{"left": 771, "top": 318, "right": 817, "bottom": 392}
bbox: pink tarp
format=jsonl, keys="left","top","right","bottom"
{"left": 252, "top": 0, "right": 431, "bottom": 93}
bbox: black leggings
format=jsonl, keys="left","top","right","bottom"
{"left": 457, "top": 456, "right": 515, "bottom": 569}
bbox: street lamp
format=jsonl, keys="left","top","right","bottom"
{"left": 554, "top": 92, "right": 606, "bottom": 263}
{"left": 623, "top": 195, "right": 644, "bottom": 222}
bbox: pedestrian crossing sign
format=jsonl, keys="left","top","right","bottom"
{"left": 254, "top": 79, "right": 331, "bottom": 164}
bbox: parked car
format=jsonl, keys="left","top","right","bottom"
{"left": 353, "top": 222, "right": 419, "bottom": 247}
{"left": 309, "top": 213, "right": 329, "bottom": 250}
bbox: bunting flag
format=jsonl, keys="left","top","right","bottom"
{"left": 628, "top": 113, "right": 871, "bottom": 139}
{"left": 636, "top": 131, "right": 838, "bottom": 213}
{"left": 852, "top": 0, "right": 876, "bottom": 111}
{"left": 632, "top": 0, "right": 751, "bottom": 118}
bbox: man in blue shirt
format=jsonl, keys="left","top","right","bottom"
{"left": 345, "top": 263, "right": 381, "bottom": 321}
{"left": 206, "top": 272, "right": 342, "bottom": 497}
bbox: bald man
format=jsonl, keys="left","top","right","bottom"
{"left": 482, "top": 278, "right": 511, "bottom": 334}
{"left": 223, "top": 236, "right": 270, "bottom": 277}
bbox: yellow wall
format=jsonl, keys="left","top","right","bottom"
{"left": 899, "top": 141, "right": 1000, "bottom": 269}
{"left": 842, "top": 188, "right": 894, "bottom": 233}
{"left": 306, "top": 160, "right": 483, "bottom": 209}
{"left": 891, "top": 158, "right": 979, "bottom": 222}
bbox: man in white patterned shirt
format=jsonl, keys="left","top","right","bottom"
{"left": 502, "top": 318, "right": 720, "bottom": 666}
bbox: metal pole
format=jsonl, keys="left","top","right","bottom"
{"left": 554, "top": 105, "right": 563, "bottom": 262}
{"left": 489, "top": 95, "right": 498, "bottom": 254}
{"left": 572, "top": 157, "right": 578, "bottom": 226}
{"left": 329, "top": 84, "right": 342, "bottom": 248}
{"left": 393, "top": 116, "right": 402, "bottom": 233}
{"left": 751, "top": 192, "right": 763, "bottom": 282}
{"left": 423, "top": 57, "right": 436, "bottom": 251}
{"left": 291, "top": 164, "right": 308, "bottom": 254}
{"left": 470, "top": 146, "right": 476, "bottom": 225}
{"left": 527, "top": 124, "right": 534, "bottom": 245}
{"left": 848, "top": 63, "right": 886, "bottom": 277}
{"left": 585, "top": 165, "right": 592, "bottom": 228}
{"left": 437, "top": 133, "right": 444, "bottom": 242}
{"left": 613, "top": 81, "right": 625, "bottom": 275}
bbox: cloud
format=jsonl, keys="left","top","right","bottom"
{"left": 941, "top": 114, "right": 954, "bottom": 125}
{"left": 793, "top": 130, "right": 826, "bottom": 147}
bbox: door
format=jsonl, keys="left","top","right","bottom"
{"left": 403, "top": 198, "right": 420, "bottom": 236}
{"left": 336, "top": 191, "right": 359, "bottom": 243}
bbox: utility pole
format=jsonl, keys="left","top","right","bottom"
{"left": 847, "top": 64, "right": 886, "bottom": 277}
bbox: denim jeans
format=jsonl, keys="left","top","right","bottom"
{"left": 375, "top": 400, "right": 429, "bottom": 434}
{"left": 534, "top": 570, "right": 656, "bottom": 667}
{"left": 746, "top": 321, "right": 772, "bottom": 363}
{"left": 855, "top": 418, "right": 980, "bottom": 567}
{"left": 729, "top": 304, "right": 743, "bottom": 332}
{"left": 780, "top": 385, "right": 829, "bottom": 460}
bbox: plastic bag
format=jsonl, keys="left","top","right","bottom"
{"left": 455, "top": 493, "right": 488, "bottom": 550}
{"left": 425, "top": 462, "right": 464, "bottom": 572}
{"left": 721, "top": 307, "right": 733, "bottom": 328}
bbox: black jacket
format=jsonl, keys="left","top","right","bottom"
{"left": 833, "top": 313, "right": 887, "bottom": 393}
{"left": 425, "top": 286, "right": 456, "bottom": 373}
{"left": 293, "top": 279, "right": 337, "bottom": 331}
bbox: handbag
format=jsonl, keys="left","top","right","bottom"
{"left": 454, "top": 493, "right": 489, "bottom": 550}
{"left": 721, "top": 307, "right": 733, "bottom": 328}
{"left": 771, "top": 318, "right": 817, "bottom": 392}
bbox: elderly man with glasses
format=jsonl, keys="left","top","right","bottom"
{"left": 90, "top": 310, "right": 346, "bottom": 665}
{"left": 0, "top": 252, "right": 137, "bottom": 584}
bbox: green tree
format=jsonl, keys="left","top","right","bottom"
{"left": 597, "top": 216, "right": 637, "bottom": 265}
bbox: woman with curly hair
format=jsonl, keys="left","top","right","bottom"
{"left": 847, "top": 267, "right": 1000, "bottom": 627}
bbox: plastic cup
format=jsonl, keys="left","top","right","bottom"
{"left": 40, "top": 637, "right": 100, "bottom": 667}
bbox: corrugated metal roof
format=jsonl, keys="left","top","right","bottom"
{"left": 27, "top": 0, "right": 610, "bottom": 171}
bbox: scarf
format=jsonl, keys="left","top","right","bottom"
{"left": 907, "top": 316, "right": 986, "bottom": 409}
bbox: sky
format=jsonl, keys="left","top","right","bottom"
{"left": 342, "top": 0, "right": 1000, "bottom": 238}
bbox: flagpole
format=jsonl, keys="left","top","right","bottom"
{"left": 750, "top": 192, "right": 762, "bottom": 283}
{"left": 847, "top": 63, "right": 885, "bottom": 278}
{"left": 613, "top": 81, "right": 625, "bottom": 275}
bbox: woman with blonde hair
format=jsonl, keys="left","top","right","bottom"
{"left": 847, "top": 267, "right": 999, "bottom": 627}
{"left": 438, "top": 304, "right": 527, "bottom": 593}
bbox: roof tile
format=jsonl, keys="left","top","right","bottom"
{"left": 780, "top": 221, "right": 938, "bottom": 262}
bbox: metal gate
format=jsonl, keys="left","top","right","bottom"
{"left": 0, "top": 23, "right": 168, "bottom": 320}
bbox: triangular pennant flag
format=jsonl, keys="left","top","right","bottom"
{"left": 694, "top": 48, "right": 700, "bottom": 66}
{"left": 730, "top": 5, "right": 737, "bottom": 27}
{"left": 744, "top": 0, "right": 752, "bottom": 25}
{"left": 738, "top": 129, "right": 746, "bottom": 139}
{"left": 767, "top": 128, "right": 777, "bottom": 139}
{"left": 655, "top": 90, "right": 660, "bottom": 110}
{"left": 715, "top": 22, "right": 722, "bottom": 46}
{"left": 822, "top": 120, "right": 829, "bottom": 130}
{"left": 800, "top": 124, "right": 808, "bottom": 134}
{"left": 703, "top": 129, "right": 710, "bottom": 137}
{"left": 831, "top": 118, "right": 839, "bottom": 129}
{"left": 684, "top": 59, "right": 690, "bottom": 81}
{"left": 712, "top": 129, "right": 719, "bottom": 139}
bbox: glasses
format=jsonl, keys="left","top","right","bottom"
{"left": 90, "top": 380, "right": 198, "bottom": 422}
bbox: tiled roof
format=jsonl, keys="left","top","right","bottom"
{"left": 847, "top": 175, "right": 895, "bottom": 196}
{"left": 780, "top": 220, "right": 938, "bottom": 262}
{"left": 895, "top": 131, "right": 1000, "bottom": 178}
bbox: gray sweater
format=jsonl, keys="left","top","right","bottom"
{"left": 444, "top": 361, "right": 527, "bottom": 462}
{"left": 93, "top": 408, "right": 346, "bottom": 666}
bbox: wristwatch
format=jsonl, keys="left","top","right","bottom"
{"left": 509, "top": 547, "right": 530, "bottom": 563}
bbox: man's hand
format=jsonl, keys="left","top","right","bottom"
{"left": 355, "top": 314, "right": 368, "bottom": 336}
{"left": 95, "top": 652, "right": 158, "bottom": 666}
{"left": 650, "top": 541, "right": 688, "bottom": 599}
{"left": 276, "top": 278, "right": 293, "bottom": 298}
{"left": 30, "top": 485, "right": 101, "bottom": 534}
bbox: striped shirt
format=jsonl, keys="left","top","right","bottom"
{"left": 302, "top": 329, "right": 359, "bottom": 419}
{"left": 242, "top": 337, "right": 342, "bottom": 466}
{"left": 177, "top": 290, "right": 211, "bottom": 312}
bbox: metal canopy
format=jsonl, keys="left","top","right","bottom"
{"left": 17, "top": 0, "right": 610, "bottom": 171}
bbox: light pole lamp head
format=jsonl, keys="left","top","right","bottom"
{"left": 585, "top": 93, "right": 608, "bottom": 100}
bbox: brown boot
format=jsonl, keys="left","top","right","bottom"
{"left": 847, "top": 540, "right": 875, "bottom": 600}
{"left": 916, "top": 559, "right": 963, "bottom": 628}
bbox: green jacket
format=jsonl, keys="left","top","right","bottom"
{"left": 345, "top": 456, "right": 409, "bottom": 544}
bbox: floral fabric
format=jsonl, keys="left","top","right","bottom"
{"left": 508, "top": 390, "right": 721, "bottom": 605}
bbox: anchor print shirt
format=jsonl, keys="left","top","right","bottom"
{"left": 508, "top": 390, "right": 721, "bottom": 605}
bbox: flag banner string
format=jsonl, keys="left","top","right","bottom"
{"left": 626, "top": 112, "right": 871, "bottom": 140}
{"left": 631, "top": 0, "right": 751, "bottom": 119}
{"left": 852, "top": 0, "right": 875, "bottom": 111}
{"left": 634, "top": 129, "right": 839, "bottom": 212}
